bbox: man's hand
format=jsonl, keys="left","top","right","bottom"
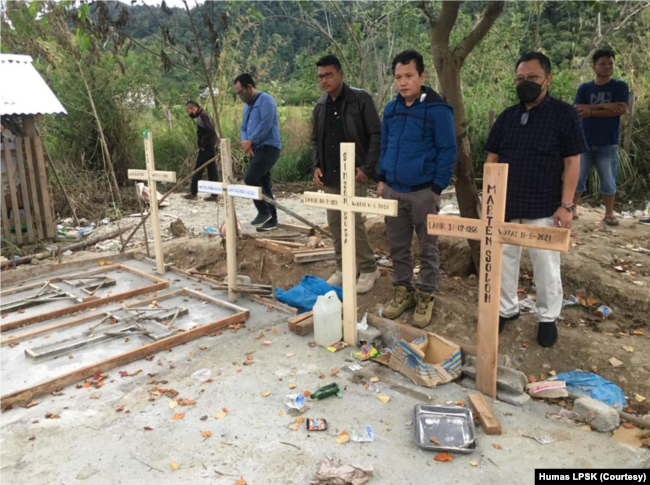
{"left": 241, "top": 140, "right": 253, "bottom": 155}
{"left": 313, "top": 168, "right": 324, "bottom": 187}
{"left": 377, "top": 181, "right": 385, "bottom": 198}
{"left": 576, "top": 106, "right": 591, "bottom": 119}
{"left": 432, "top": 192, "right": 439, "bottom": 203}
{"left": 553, "top": 207, "right": 572, "bottom": 229}
{"left": 355, "top": 168, "right": 369, "bottom": 183}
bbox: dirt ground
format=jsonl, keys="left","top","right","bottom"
{"left": 161, "top": 203, "right": 650, "bottom": 417}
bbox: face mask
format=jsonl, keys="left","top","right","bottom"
{"left": 516, "top": 80, "right": 544, "bottom": 103}
{"left": 188, "top": 112, "right": 198, "bottom": 119}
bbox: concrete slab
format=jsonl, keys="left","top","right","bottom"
{"left": 1, "top": 259, "right": 648, "bottom": 484}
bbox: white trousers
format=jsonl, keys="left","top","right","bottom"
{"left": 500, "top": 217, "right": 563, "bottom": 323}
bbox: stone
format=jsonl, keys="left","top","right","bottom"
{"left": 463, "top": 355, "right": 527, "bottom": 395}
{"left": 461, "top": 377, "right": 531, "bottom": 407}
{"left": 573, "top": 396, "right": 620, "bottom": 432}
{"left": 358, "top": 325, "right": 382, "bottom": 346}
{"left": 596, "top": 320, "right": 619, "bottom": 333}
{"left": 169, "top": 219, "right": 188, "bottom": 238}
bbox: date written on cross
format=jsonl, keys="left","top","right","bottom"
{"left": 427, "top": 220, "right": 564, "bottom": 246}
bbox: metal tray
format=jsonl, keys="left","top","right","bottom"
{"left": 414, "top": 404, "right": 477, "bottom": 454}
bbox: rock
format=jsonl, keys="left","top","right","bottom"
{"left": 358, "top": 325, "right": 382, "bottom": 346}
{"left": 463, "top": 355, "right": 527, "bottom": 395}
{"left": 573, "top": 396, "right": 620, "bottom": 432}
{"left": 30, "top": 258, "right": 41, "bottom": 265}
{"left": 170, "top": 219, "right": 188, "bottom": 238}
{"left": 461, "top": 377, "right": 531, "bottom": 406}
{"left": 596, "top": 320, "right": 619, "bottom": 333}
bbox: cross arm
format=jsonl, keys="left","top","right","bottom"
{"left": 128, "top": 169, "right": 177, "bottom": 183}
{"left": 496, "top": 223, "right": 570, "bottom": 252}
{"left": 303, "top": 191, "right": 398, "bottom": 217}
{"left": 427, "top": 215, "right": 484, "bottom": 241}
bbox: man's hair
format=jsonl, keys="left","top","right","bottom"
{"left": 316, "top": 55, "right": 342, "bottom": 71}
{"left": 592, "top": 49, "right": 615, "bottom": 65}
{"left": 185, "top": 100, "right": 200, "bottom": 108}
{"left": 516, "top": 52, "right": 552, "bottom": 74}
{"left": 233, "top": 73, "right": 256, "bottom": 88}
{"left": 391, "top": 50, "right": 425, "bottom": 75}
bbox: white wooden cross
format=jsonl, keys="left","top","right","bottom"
{"left": 303, "top": 142, "right": 398, "bottom": 346}
{"left": 128, "top": 130, "right": 177, "bottom": 275}
{"left": 427, "top": 163, "right": 570, "bottom": 398}
{"left": 197, "top": 139, "right": 262, "bottom": 303}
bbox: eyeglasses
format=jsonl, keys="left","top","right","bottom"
{"left": 317, "top": 72, "right": 335, "bottom": 81}
{"left": 520, "top": 111, "right": 529, "bottom": 126}
{"left": 235, "top": 88, "right": 246, "bottom": 97}
{"left": 514, "top": 74, "right": 545, "bottom": 85}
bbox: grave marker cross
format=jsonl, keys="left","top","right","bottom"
{"left": 303, "top": 142, "right": 398, "bottom": 346}
{"left": 427, "top": 163, "right": 571, "bottom": 398}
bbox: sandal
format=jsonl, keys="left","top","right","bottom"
{"left": 603, "top": 215, "right": 619, "bottom": 226}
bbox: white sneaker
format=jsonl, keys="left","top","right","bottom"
{"left": 357, "top": 269, "right": 380, "bottom": 294}
{"left": 326, "top": 270, "right": 343, "bottom": 286}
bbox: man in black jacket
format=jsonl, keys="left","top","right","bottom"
{"left": 311, "top": 55, "right": 382, "bottom": 293}
{"left": 184, "top": 100, "right": 219, "bottom": 201}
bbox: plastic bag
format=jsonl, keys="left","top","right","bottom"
{"left": 275, "top": 276, "right": 342, "bottom": 314}
{"left": 555, "top": 371, "right": 626, "bottom": 410}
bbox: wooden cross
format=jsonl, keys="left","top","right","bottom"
{"left": 128, "top": 130, "right": 177, "bottom": 275}
{"left": 303, "top": 142, "right": 398, "bottom": 346}
{"left": 196, "top": 139, "right": 262, "bottom": 303}
{"left": 427, "top": 163, "right": 570, "bottom": 398}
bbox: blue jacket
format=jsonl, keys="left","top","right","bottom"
{"left": 241, "top": 92, "right": 282, "bottom": 150}
{"left": 377, "top": 86, "right": 457, "bottom": 194}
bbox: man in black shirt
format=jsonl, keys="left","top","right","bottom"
{"left": 484, "top": 52, "right": 587, "bottom": 348}
{"left": 184, "top": 100, "right": 219, "bottom": 201}
{"left": 311, "top": 55, "right": 382, "bottom": 293}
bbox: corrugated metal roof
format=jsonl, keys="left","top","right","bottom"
{"left": 0, "top": 54, "right": 67, "bottom": 116}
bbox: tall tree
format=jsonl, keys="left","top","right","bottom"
{"left": 418, "top": 1, "right": 505, "bottom": 268}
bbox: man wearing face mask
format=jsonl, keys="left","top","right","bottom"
{"left": 184, "top": 100, "right": 219, "bottom": 201}
{"left": 484, "top": 52, "right": 587, "bottom": 348}
{"left": 234, "top": 73, "right": 282, "bottom": 232}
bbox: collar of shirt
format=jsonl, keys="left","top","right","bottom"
{"left": 517, "top": 92, "right": 551, "bottom": 113}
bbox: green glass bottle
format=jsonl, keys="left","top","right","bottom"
{"left": 310, "top": 383, "right": 341, "bottom": 400}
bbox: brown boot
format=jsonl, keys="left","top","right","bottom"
{"left": 383, "top": 285, "right": 416, "bottom": 320}
{"left": 412, "top": 289, "right": 435, "bottom": 328}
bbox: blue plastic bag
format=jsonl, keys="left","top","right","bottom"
{"left": 275, "top": 276, "right": 343, "bottom": 314}
{"left": 555, "top": 371, "right": 626, "bottom": 410}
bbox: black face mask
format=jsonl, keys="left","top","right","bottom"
{"left": 516, "top": 80, "right": 544, "bottom": 104}
{"left": 188, "top": 112, "right": 198, "bottom": 119}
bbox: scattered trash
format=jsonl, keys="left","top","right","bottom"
{"left": 609, "top": 357, "right": 623, "bottom": 367}
{"left": 337, "top": 430, "right": 350, "bottom": 444}
{"left": 348, "top": 364, "right": 363, "bottom": 372}
{"left": 327, "top": 341, "right": 348, "bottom": 353}
{"left": 310, "top": 383, "right": 341, "bottom": 401}
{"left": 555, "top": 371, "right": 626, "bottom": 410}
{"left": 101, "top": 218, "right": 110, "bottom": 225}
{"left": 518, "top": 297, "right": 537, "bottom": 312}
{"left": 191, "top": 368, "right": 212, "bottom": 382}
{"left": 527, "top": 381, "right": 568, "bottom": 399}
{"left": 203, "top": 226, "right": 219, "bottom": 238}
{"left": 377, "top": 395, "right": 390, "bottom": 404}
{"left": 313, "top": 290, "right": 342, "bottom": 347}
{"left": 532, "top": 435, "right": 554, "bottom": 445}
{"left": 350, "top": 425, "right": 374, "bottom": 443}
{"left": 595, "top": 306, "right": 611, "bottom": 319}
{"left": 276, "top": 276, "right": 343, "bottom": 315}
{"left": 309, "top": 456, "right": 373, "bottom": 485}
{"left": 306, "top": 418, "right": 328, "bottom": 431}
{"left": 352, "top": 343, "right": 381, "bottom": 361}
{"left": 95, "top": 240, "right": 120, "bottom": 252}
{"left": 562, "top": 295, "right": 579, "bottom": 307}
{"left": 285, "top": 394, "right": 306, "bottom": 410}
{"left": 414, "top": 404, "right": 477, "bottom": 453}
{"left": 62, "top": 250, "right": 73, "bottom": 256}
{"left": 357, "top": 312, "right": 368, "bottom": 331}
{"left": 376, "top": 256, "right": 390, "bottom": 267}
{"left": 390, "top": 333, "right": 461, "bottom": 388}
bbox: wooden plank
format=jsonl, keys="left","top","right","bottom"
{"left": 302, "top": 191, "right": 341, "bottom": 210}
{"left": 221, "top": 139, "right": 238, "bottom": 303}
{"left": 0, "top": 161, "right": 12, "bottom": 243}
{"left": 143, "top": 132, "right": 165, "bottom": 275}
{"left": 276, "top": 222, "right": 314, "bottom": 235}
{"left": 475, "top": 164, "right": 508, "bottom": 398}
{"left": 127, "top": 169, "right": 176, "bottom": 183}
{"left": 349, "top": 197, "right": 398, "bottom": 217}
{"left": 256, "top": 238, "right": 305, "bottom": 249}
{"left": 427, "top": 214, "right": 483, "bottom": 241}
{"left": 247, "top": 294, "right": 298, "bottom": 315}
{"left": 2, "top": 312, "right": 110, "bottom": 346}
{"left": 22, "top": 137, "right": 44, "bottom": 239}
{"left": 294, "top": 316, "right": 314, "bottom": 336}
{"left": 496, "top": 222, "right": 570, "bottom": 252}
{"left": 288, "top": 310, "right": 313, "bottom": 332}
{"left": 227, "top": 184, "right": 262, "bottom": 200}
{"left": 0, "top": 265, "right": 169, "bottom": 333}
{"left": 468, "top": 393, "right": 502, "bottom": 435}
{"left": 292, "top": 247, "right": 334, "bottom": 254}
{"left": 4, "top": 141, "right": 23, "bottom": 244}
{"left": 33, "top": 136, "right": 55, "bottom": 238}
{"left": 255, "top": 239, "right": 294, "bottom": 255}
{"left": 340, "top": 144, "right": 358, "bottom": 346}
{"left": 14, "top": 139, "right": 35, "bottom": 242}
{"left": 1, "top": 310, "right": 249, "bottom": 410}
{"left": 294, "top": 250, "right": 335, "bottom": 263}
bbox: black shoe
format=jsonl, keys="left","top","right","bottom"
{"left": 256, "top": 220, "right": 277, "bottom": 232}
{"left": 537, "top": 320, "right": 558, "bottom": 348}
{"left": 499, "top": 312, "right": 520, "bottom": 334}
{"left": 250, "top": 213, "right": 272, "bottom": 226}
{"left": 203, "top": 194, "right": 219, "bottom": 202}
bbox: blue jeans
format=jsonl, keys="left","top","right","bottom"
{"left": 576, "top": 145, "right": 618, "bottom": 196}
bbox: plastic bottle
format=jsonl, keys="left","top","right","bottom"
{"left": 310, "top": 383, "right": 341, "bottom": 400}
{"left": 313, "top": 290, "right": 342, "bottom": 348}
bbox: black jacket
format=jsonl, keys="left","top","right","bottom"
{"left": 196, "top": 108, "right": 218, "bottom": 153}
{"left": 311, "top": 84, "right": 381, "bottom": 179}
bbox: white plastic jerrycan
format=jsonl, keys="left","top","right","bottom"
{"left": 313, "top": 290, "right": 342, "bottom": 348}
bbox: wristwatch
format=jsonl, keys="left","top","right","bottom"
{"left": 560, "top": 202, "right": 575, "bottom": 212}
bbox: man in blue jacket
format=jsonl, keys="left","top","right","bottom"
{"left": 234, "top": 73, "right": 282, "bottom": 231}
{"left": 377, "top": 50, "right": 457, "bottom": 328}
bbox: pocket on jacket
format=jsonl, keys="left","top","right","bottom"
{"left": 397, "top": 155, "right": 427, "bottom": 185}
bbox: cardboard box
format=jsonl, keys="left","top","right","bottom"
{"left": 389, "top": 333, "right": 461, "bottom": 388}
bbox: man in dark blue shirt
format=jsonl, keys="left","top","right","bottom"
{"left": 572, "top": 49, "right": 629, "bottom": 226}
{"left": 484, "top": 52, "right": 587, "bottom": 348}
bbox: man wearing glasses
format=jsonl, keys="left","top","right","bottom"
{"left": 311, "top": 55, "right": 382, "bottom": 293}
{"left": 234, "top": 73, "right": 282, "bottom": 231}
{"left": 484, "top": 52, "right": 587, "bottom": 348}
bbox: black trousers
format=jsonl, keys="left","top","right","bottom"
{"left": 244, "top": 145, "right": 280, "bottom": 221}
{"left": 190, "top": 150, "right": 219, "bottom": 195}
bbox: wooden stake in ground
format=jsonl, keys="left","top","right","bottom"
{"left": 427, "top": 164, "right": 570, "bottom": 398}
{"left": 196, "top": 139, "right": 262, "bottom": 303}
{"left": 303, "top": 142, "right": 398, "bottom": 346}
{"left": 127, "top": 130, "right": 176, "bottom": 275}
